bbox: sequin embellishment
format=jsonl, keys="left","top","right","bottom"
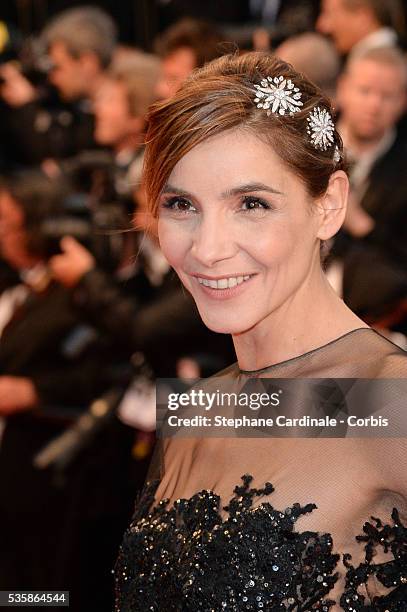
{"left": 114, "top": 475, "right": 407, "bottom": 611}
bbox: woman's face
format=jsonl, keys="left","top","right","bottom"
{"left": 157, "top": 129, "right": 324, "bottom": 334}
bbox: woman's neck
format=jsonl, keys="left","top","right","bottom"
{"left": 232, "top": 270, "right": 367, "bottom": 371}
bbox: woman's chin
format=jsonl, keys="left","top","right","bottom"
{"left": 200, "top": 314, "right": 254, "bottom": 336}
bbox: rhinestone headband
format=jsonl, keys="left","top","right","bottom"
{"left": 252, "top": 75, "right": 341, "bottom": 163}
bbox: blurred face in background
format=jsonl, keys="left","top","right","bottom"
{"left": 0, "top": 191, "right": 37, "bottom": 270}
{"left": 338, "top": 59, "right": 406, "bottom": 142}
{"left": 94, "top": 79, "right": 142, "bottom": 148}
{"left": 155, "top": 47, "right": 196, "bottom": 100}
{"left": 48, "top": 41, "right": 97, "bottom": 100}
{"left": 317, "top": 0, "right": 377, "bottom": 54}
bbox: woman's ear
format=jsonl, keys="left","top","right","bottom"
{"left": 315, "top": 170, "right": 349, "bottom": 241}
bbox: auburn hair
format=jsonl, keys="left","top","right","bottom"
{"left": 143, "top": 51, "right": 346, "bottom": 218}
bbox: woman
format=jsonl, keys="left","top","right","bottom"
{"left": 114, "top": 53, "right": 407, "bottom": 610}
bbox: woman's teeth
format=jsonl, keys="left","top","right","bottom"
{"left": 197, "top": 275, "right": 252, "bottom": 289}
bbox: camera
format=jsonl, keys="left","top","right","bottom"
{"left": 0, "top": 33, "right": 52, "bottom": 87}
{"left": 40, "top": 191, "right": 130, "bottom": 273}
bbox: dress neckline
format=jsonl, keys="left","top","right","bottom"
{"left": 238, "top": 326, "right": 373, "bottom": 374}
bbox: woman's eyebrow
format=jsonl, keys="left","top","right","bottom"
{"left": 221, "top": 182, "right": 284, "bottom": 198}
{"left": 161, "top": 182, "right": 284, "bottom": 199}
{"left": 161, "top": 184, "right": 193, "bottom": 197}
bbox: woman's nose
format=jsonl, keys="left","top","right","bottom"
{"left": 190, "top": 212, "right": 237, "bottom": 267}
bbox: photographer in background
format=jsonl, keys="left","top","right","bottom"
{"left": 93, "top": 49, "right": 160, "bottom": 204}
{"left": 317, "top": 0, "right": 405, "bottom": 56}
{"left": 330, "top": 46, "right": 407, "bottom": 335}
{"left": 154, "top": 18, "right": 228, "bottom": 100}
{"left": 0, "top": 171, "right": 151, "bottom": 611}
{"left": 0, "top": 6, "right": 117, "bottom": 166}
{"left": 0, "top": 171, "right": 95, "bottom": 589}
{"left": 41, "top": 49, "right": 161, "bottom": 286}
{"left": 0, "top": 171, "right": 99, "bottom": 414}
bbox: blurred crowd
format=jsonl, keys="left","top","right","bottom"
{"left": 0, "top": 1, "right": 406, "bottom": 610}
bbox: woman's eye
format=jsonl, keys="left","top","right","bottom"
{"left": 240, "top": 196, "right": 272, "bottom": 212}
{"left": 161, "top": 197, "right": 196, "bottom": 213}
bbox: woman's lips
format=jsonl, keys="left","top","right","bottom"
{"left": 192, "top": 274, "right": 257, "bottom": 300}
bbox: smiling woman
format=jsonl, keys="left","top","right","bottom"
{"left": 156, "top": 128, "right": 348, "bottom": 336}
{"left": 114, "top": 52, "right": 407, "bottom": 611}
{"left": 143, "top": 52, "right": 354, "bottom": 346}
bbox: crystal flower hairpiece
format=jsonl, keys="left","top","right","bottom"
{"left": 306, "top": 107, "right": 335, "bottom": 151}
{"left": 252, "top": 75, "right": 340, "bottom": 163}
{"left": 253, "top": 76, "right": 303, "bottom": 116}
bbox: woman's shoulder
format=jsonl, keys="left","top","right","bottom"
{"left": 205, "top": 328, "right": 407, "bottom": 379}
{"left": 312, "top": 327, "right": 407, "bottom": 378}
{"left": 365, "top": 329, "right": 407, "bottom": 378}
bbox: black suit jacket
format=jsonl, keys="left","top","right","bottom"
{"left": 3, "top": 97, "right": 96, "bottom": 168}
{"left": 0, "top": 231, "right": 154, "bottom": 606}
{"left": 336, "top": 134, "right": 407, "bottom": 327}
{"left": 0, "top": 280, "right": 153, "bottom": 606}
{"left": 0, "top": 280, "right": 105, "bottom": 408}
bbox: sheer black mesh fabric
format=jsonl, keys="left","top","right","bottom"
{"left": 114, "top": 328, "right": 407, "bottom": 610}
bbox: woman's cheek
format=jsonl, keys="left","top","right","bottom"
{"left": 158, "top": 219, "right": 189, "bottom": 268}
{"left": 247, "top": 226, "right": 290, "bottom": 264}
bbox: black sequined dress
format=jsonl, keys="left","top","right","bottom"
{"left": 114, "top": 328, "right": 407, "bottom": 611}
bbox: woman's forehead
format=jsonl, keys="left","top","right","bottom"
{"left": 167, "top": 129, "right": 297, "bottom": 196}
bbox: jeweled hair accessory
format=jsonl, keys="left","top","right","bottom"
{"left": 252, "top": 76, "right": 341, "bottom": 162}
{"left": 333, "top": 146, "right": 341, "bottom": 164}
{"left": 253, "top": 75, "right": 303, "bottom": 116}
{"left": 306, "top": 107, "right": 335, "bottom": 152}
